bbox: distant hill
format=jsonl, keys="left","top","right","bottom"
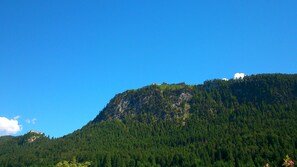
{"left": 0, "top": 73, "right": 296, "bottom": 166}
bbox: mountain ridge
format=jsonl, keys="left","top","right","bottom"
{"left": 93, "top": 83, "right": 194, "bottom": 124}
{"left": 0, "top": 73, "right": 297, "bottom": 166}
{"left": 92, "top": 73, "right": 296, "bottom": 123}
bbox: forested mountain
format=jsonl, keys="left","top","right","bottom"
{"left": 0, "top": 74, "right": 297, "bottom": 167}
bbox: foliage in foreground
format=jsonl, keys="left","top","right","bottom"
{"left": 55, "top": 158, "right": 91, "bottom": 167}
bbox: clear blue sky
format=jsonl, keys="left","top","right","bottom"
{"left": 0, "top": 0, "right": 296, "bottom": 137}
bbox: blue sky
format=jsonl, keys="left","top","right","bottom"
{"left": 0, "top": 0, "right": 296, "bottom": 137}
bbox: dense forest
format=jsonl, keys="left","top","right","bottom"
{"left": 0, "top": 74, "right": 296, "bottom": 167}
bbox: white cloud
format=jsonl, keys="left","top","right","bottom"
{"left": 222, "top": 78, "right": 229, "bottom": 81}
{"left": 0, "top": 116, "right": 22, "bottom": 136}
{"left": 234, "top": 73, "right": 245, "bottom": 79}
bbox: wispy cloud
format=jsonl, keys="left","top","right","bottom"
{"left": 0, "top": 116, "right": 22, "bottom": 136}
{"left": 31, "top": 118, "right": 37, "bottom": 124}
{"left": 13, "top": 115, "right": 21, "bottom": 120}
{"left": 26, "top": 118, "right": 37, "bottom": 125}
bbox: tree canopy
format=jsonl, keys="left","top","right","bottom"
{"left": 0, "top": 74, "right": 296, "bottom": 166}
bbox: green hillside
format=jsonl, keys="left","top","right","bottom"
{"left": 0, "top": 74, "right": 296, "bottom": 167}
